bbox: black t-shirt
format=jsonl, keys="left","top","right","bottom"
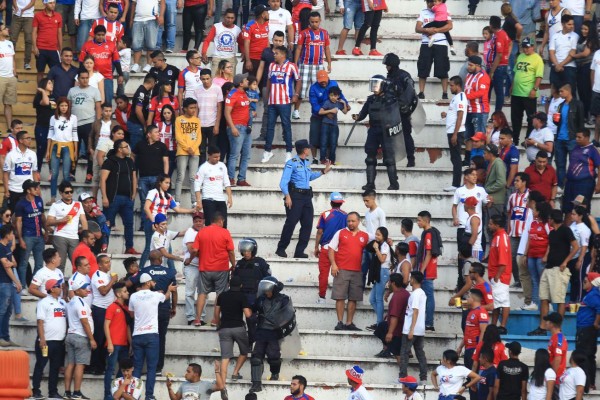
{"left": 103, "top": 157, "right": 134, "bottom": 197}
{"left": 259, "top": 47, "right": 275, "bottom": 88}
{"left": 502, "top": 16, "right": 518, "bottom": 41}
{"left": 547, "top": 225, "right": 576, "bottom": 267}
{"left": 216, "top": 289, "right": 249, "bottom": 329}
{"left": 496, "top": 359, "right": 529, "bottom": 400}
{"left": 149, "top": 64, "right": 181, "bottom": 97}
{"left": 133, "top": 140, "right": 168, "bottom": 177}
{"left": 33, "top": 92, "right": 57, "bottom": 128}
{"left": 129, "top": 85, "right": 151, "bottom": 125}
{"left": 0, "top": 242, "right": 13, "bottom": 283}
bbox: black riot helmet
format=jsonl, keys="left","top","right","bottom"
{"left": 238, "top": 237, "right": 258, "bottom": 257}
{"left": 382, "top": 53, "right": 400, "bottom": 68}
{"left": 369, "top": 75, "right": 388, "bottom": 93}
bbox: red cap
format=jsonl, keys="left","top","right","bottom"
{"left": 464, "top": 196, "right": 479, "bottom": 208}
{"left": 588, "top": 272, "right": 600, "bottom": 283}
{"left": 45, "top": 279, "right": 61, "bottom": 291}
{"left": 471, "top": 132, "right": 486, "bottom": 142}
{"left": 399, "top": 376, "right": 418, "bottom": 385}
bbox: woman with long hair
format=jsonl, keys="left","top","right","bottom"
{"left": 366, "top": 227, "right": 394, "bottom": 329}
{"left": 157, "top": 105, "right": 177, "bottom": 176}
{"left": 571, "top": 20, "right": 600, "bottom": 123}
{"left": 213, "top": 60, "right": 234, "bottom": 87}
{"left": 33, "top": 78, "right": 56, "bottom": 176}
{"left": 46, "top": 98, "right": 78, "bottom": 205}
{"left": 471, "top": 324, "right": 508, "bottom": 371}
{"left": 147, "top": 83, "right": 180, "bottom": 126}
{"left": 76, "top": 55, "right": 105, "bottom": 104}
{"left": 528, "top": 349, "right": 556, "bottom": 400}
{"left": 216, "top": 82, "right": 234, "bottom": 160}
{"left": 569, "top": 205, "right": 592, "bottom": 302}
{"left": 500, "top": 3, "right": 523, "bottom": 96}
{"left": 526, "top": 201, "right": 552, "bottom": 307}
{"left": 486, "top": 111, "right": 509, "bottom": 145}
{"left": 558, "top": 350, "right": 586, "bottom": 400}
{"left": 0, "top": 207, "right": 25, "bottom": 323}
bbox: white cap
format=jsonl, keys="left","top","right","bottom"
{"left": 140, "top": 273, "right": 153, "bottom": 284}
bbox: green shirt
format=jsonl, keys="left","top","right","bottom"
{"left": 512, "top": 52, "right": 544, "bottom": 98}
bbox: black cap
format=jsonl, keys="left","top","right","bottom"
{"left": 22, "top": 179, "right": 40, "bottom": 191}
{"left": 543, "top": 311, "right": 563, "bottom": 326}
{"left": 484, "top": 143, "right": 499, "bottom": 157}
{"left": 521, "top": 37, "right": 534, "bottom": 48}
{"left": 468, "top": 55, "right": 483, "bottom": 66}
{"left": 254, "top": 4, "right": 269, "bottom": 15}
{"left": 295, "top": 139, "right": 312, "bottom": 152}
{"left": 506, "top": 341, "right": 522, "bottom": 355}
{"left": 532, "top": 111, "right": 547, "bottom": 122}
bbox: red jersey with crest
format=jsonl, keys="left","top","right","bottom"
{"left": 328, "top": 228, "right": 369, "bottom": 271}
{"left": 79, "top": 40, "right": 120, "bottom": 79}
{"left": 225, "top": 88, "right": 250, "bottom": 126}
{"left": 464, "top": 306, "right": 489, "bottom": 349}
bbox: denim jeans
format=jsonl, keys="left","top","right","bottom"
{"left": 528, "top": 257, "right": 545, "bottom": 305}
{"left": 32, "top": 339, "right": 65, "bottom": 394}
{"left": 554, "top": 139, "right": 576, "bottom": 188}
{"left": 491, "top": 65, "right": 508, "bottom": 111}
{"left": 232, "top": 0, "right": 250, "bottom": 26}
{"left": 422, "top": 279, "right": 435, "bottom": 327}
{"left": 104, "top": 345, "right": 129, "bottom": 400}
{"left": 213, "top": 0, "right": 223, "bottom": 23}
{"left": 0, "top": 282, "right": 13, "bottom": 340}
{"left": 320, "top": 123, "right": 339, "bottom": 163}
{"left": 369, "top": 267, "right": 390, "bottom": 323}
{"left": 266, "top": 104, "right": 293, "bottom": 152}
{"left": 156, "top": 0, "right": 177, "bottom": 50}
{"left": 19, "top": 236, "right": 44, "bottom": 284}
{"left": 465, "top": 112, "right": 488, "bottom": 141}
{"left": 76, "top": 19, "right": 94, "bottom": 55}
{"left": 227, "top": 125, "right": 252, "bottom": 181}
{"left": 11, "top": 282, "right": 20, "bottom": 315}
{"left": 550, "top": 66, "right": 577, "bottom": 98}
{"left": 104, "top": 78, "right": 114, "bottom": 106}
{"left": 176, "top": 155, "right": 200, "bottom": 204}
{"left": 34, "top": 125, "right": 49, "bottom": 172}
{"left": 90, "top": 305, "right": 107, "bottom": 372}
{"left": 138, "top": 175, "right": 157, "bottom": 223}
{"left": 132, "top": 333, "right": 159, "bottom": 397}
{"left": 127, "top": 121, "right": 144, "bottom": 150}
{"left": 132, "top": 20, "right": 159, "bottom": 52}
{"left": 104, "top": 195, "right": 134, "bottom": 249}
{"left": 50, "top": 144, "right": 72, "bottom": 198}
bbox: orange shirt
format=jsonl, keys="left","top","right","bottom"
{"left": 105, "top": 302, "right": 129, "bottom": 346}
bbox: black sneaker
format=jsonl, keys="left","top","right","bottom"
{"left": 441, "top": 93, "right": 448, "bottom": 100}
{"left": 32, "top": 389, "right": 45, "bottom": 400}
{"left": 275, "top": 249, "right": 287, "bottom": 258}
{"left": 249, "top": 382, "right": 263, "bottom": 393}
{"left": 220, "top": 388, "right": 229, "bottom": 400}
{"left": 270, "top": 373, "right": 279, "bottom": 381}
{"left": 334, "top": 321, "right": 345, "bottom": 331}
{"left": 366, "top": 323, "right": 378, "bottom": 331}
{"left": 375, "top": 349, "right": 393, "bottom": 358}
{"left": 527, "top": 327, "right": 548, "bottom": 336}
{"left": 48, "top": 393, "right": 62, "bottom": 400}
{"left": 293, "top": 253, "right": 308, "bottom": 258}
{"left": 156, "top": 370, "right": 162, "bottom": 376}
{"left": 344, "top": 323, "right": 362, "bottom": 331}
{"left": 418, "top": 92, "right": 425, "bottom": 99}
{"left": 62, "top": 391, "right": 72, "bottom": 400}
{"left": 71, "top": 392, "right": 90, "bottom": 400}
{"left": 425, "top": 326, "right": 435, "bottom": 332}
{"left": 406, "top": 160, "right": 415, "bottom": 168}
{"left": 497, "top": 326, "right": 508, "bottom": 335}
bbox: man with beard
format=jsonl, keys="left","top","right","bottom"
{"left": 284, "top": 376, "right": 315, "bottom": 400}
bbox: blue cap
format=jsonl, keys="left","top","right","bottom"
{"left": 330, "top": 192, "right": 344, "bottom": 203}
{"left": 154, "top": 213, "right": 167, "bottom": 224}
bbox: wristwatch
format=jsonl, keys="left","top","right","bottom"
{"left": 533, "top": 87, "right": 539, "bottom": 91}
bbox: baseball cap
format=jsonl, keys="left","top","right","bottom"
{"left": 22, "top": 179, "right": 40, "bottom": 191}
{"left": 484, "top": 143, "right": 499, "bottom": 157}
{"left": 70, "top": 279, "right": 89, "bottom": 291}
{"left": 330, "top": 192, "right": 344, "bottom": 203}
{"left": 471, "top": 132, "right": 486, "bottom": 142}
{"left": 587, "top": 272, "right": 600, "bottom": 284}
{"left": 521, "top": 37, "right": 534, "bottom": 48}
{"left": 345, "top": 366, "right": 364, "bottom": 384}
{"left": 192, "top": 212, "right": 205, "bottom": 220}
{"left": 254, "top": 4, "right": 270, "bottom": 15}
{"left": 398, "top": 376, "right": 418, "bottom": 389}
{"left": 467, "top": 55, "right": 483, "bottom": 66}
{"left": 154, "top": 213, "right": 168, "bottom": 224}
{"left": 506, "top": 341, "right": 522, "bottom": 355}
{"left": 317, "top": 70, "right": 329, "bottom": 83}
{"left": 140, "top": 273, "right": 153, "bottom": 284}
{"left": 572, "top": 194, "right": 586, "bottom": 206}
{"left": 45, "top": 279, "right": 62, "bottom": 291}
{"left": 464, "top": 196, "right": 478, "bottom": 208}
{"left": 79, "top": 192, "right": 93, "bottom": 202}
{"left": 233, "top": 73, "right": 248, "bottom": 86}
{"left": 43, "top": 0, "right": 56, "bottom": 3}
{"left": 543, "top": 312, "right": 563, "bottom": 325}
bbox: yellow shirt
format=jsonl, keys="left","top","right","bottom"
{"left": 175, "top": 115, "right": 202, "bottom": 156}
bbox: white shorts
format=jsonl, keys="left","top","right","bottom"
{"left": 490, "top": 280, "right": 510, "bottom": 308}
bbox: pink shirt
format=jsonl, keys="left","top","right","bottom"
{"left": 432, "top": 2, "right": 449, "bottom": 21}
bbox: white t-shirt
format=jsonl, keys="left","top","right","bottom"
{"left": 193, "top": 84, "right": 224, "bottom": 128}
{"left": 148, "top": 230, "right": 179, "bottom": 266}
{"left": 111, "top": 376, "right": 144, "bottom": 400}
{"left": 549, "top": 30, "right": 579, "bottom": 67}
{"left": 0, "top": 40, "right": 15, "bottom": 78}
{"left": 129, "top": 289, "right": 166, "bottom": 336}
{"left": 402, "top": 287, "right": 427, "bottom": 336}
{"left": 526, "top": 127, "right": 554, "bottom": 161}
{"left": 378, "top": 242, "right": 391, "bottom": 269}
{"left": 268, "top": 8, "right": 293, "bottom": 42}
{"left": 453, "top": 185, "right": 489, "bottom": 228}
{"left": 364, "top": 207, "right": 386, "bottom": 239}
{"left": 48, "top": 200, "right": 85, "bottom": 240}
{"left": 97, "top": 120, "right": 113, "bottom": 145}
{"left": 561, "top": 0, "right": 584, "bottom": 15}
{"left": 489, "top": 129, "right": 500, "bottom": 146}
{"left": 465, "top": 213, "right": 482, "bottom": 252}
{"left": 48, "top": 115, "right": 79, "bottom": 143}
{"left": 133, "top": 0, "right": 159, "bottom": 21}
{"left": 435, "top": 365, "right": 472, "bottom": 396}
{"left": 446, "top": 92, "right": 468, "bottom": 134}
{"left": 119, "top": 48, "right": 131, "bottom": 73}
{"left": 67, "top": 295, "right": 94, "bottom": 336}
{"left": 346, "top": 385, "right": 373, "bottom": 400}
{"left": 558, "top": 366, "right": 586, "bottom": 400}
{"left": 91, "top": 270, "right": 116, "bottom": 308}
{"left": 517, "top": 209, "right": 535, "bottom": 255}
{"left": 36, "top": 295, "right": 67, "bottom": 341}
{"left": 69, "top": 271, "right": 93, "bottom": 307}
{"left": 547, "top": 96, "right": 565, "bottom": 134}
{"left": 591, "top": 50, "right": 600, "bottom": 93}
{"left": 14, "top": 0, "right": 35, "bottom": 17}
{"left": 418, "top": 9, "right": 452, "bottom": 45}
{"left": 31, "top": 266, "right": 65, "bottom": 294}
{"left": 528, "top": 368, "right": 556, "bottom": 400}
{"left": 183, "top": 227, "right": 199, "bottom": 267}
{"left": 3, "top": 147, "right": 38, "bottom": 193}
{"left": 194, "top": 161, "right": 230, "bottom": 202}
{"left": 570, "top": 221, "right": 591, "bottom": 258}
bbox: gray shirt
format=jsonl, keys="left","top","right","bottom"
{"left": 509, "top": 0, "right": 541, "bottom": 36}
{"left": 177, "top": 380, "right": 213, "bottom": 399}
{"left": 67, "top": 85, "right": 101, "bottom": 126}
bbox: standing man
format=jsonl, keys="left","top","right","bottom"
{"left": 399, "top": 271, "right": 428, "bottom": 384}
{"left": 463, "top": 56, "right": 490, "bottom": 166}
{"left": 441, "top": 75, "right": 467, "bottom": 192}
{"left": 177, "top": 50, "right": 203, "bottom": 107}
{"left": 242, "top": 5, "right": 269, "bottom": 77}
{"left": 507, "top": 173, "right": 530, "bottom": 288}
{"left": 416, "top": 210, "right": 439, "bottom": 332}
{"left": 285, "top": 376, "right": 315, "bottom": 400}
{"left": 268, "top": 0, "right": 293, "bottom": 46}
{"left": 72, "top": 231, "right": 98, "bottom": 275}
{"left": 545, "top": 312, "right": 569, "bottom": 379}
{"left": 256, "top": 31, "right": 285, "bottom": 141}
{"left": 67, "top": 70, "right": 102, "bottom": 164}
{"left": 147, "top": 51, "right": 180, "bottom": 98}
{"left": 3, "top": 130, "right": 39, "bottom": 211}
{"left": 0, "top": 22, "right": 17, "bottom": 131}
{"left": 262, "top": 45, "right": 299, "bottom": 163}
{"left": 549, "top": 15, "right": 578, "bottom": 93}
{"left": 0, "top": 224, "right": 19, "bottom": 347}
{"left": 10, "top": 0, "right": 34, "bottom": 71}
{"left": 129, "top": 0, "right": 164, "bottom": 74}
{"left": 539, "top": 0, "right": 570, "bottom": 56}
{"left": 575, "top": 272, "right": 600, "bottom": 392}
{"left": 46, "top": 47, "right": 78, "bottom": 98}
{"left": 488, "top": 16, "right": 511, "bottom": 111}
{"left": 563, "top": 129, "right": 600, "bottom": 215}
{"left": 103, "top": 282, "right": 131, "bottom": 400}
{"left": 525, "top": 151, "right": 558, "bottom": 205}
{"left": 194, "top": 146, "right": 233, "bottom": 228}
{"left": 100, "top": 139, "right": 138, "bottom": 255}
{"left": 484, "top": 144, "right": 507, "bottom": 220}
{"left": 182, "top": 212, "right": 204, "bottom": 325}
{"left": 555, "top": 83, "right": 585, "bottom": 188}
{"left": 382, "top": 273, "right": 410, "bottom": 364}
{"left": 493, "top": 342, "right": 529, "bottom": 400}
{"left": 276, "top": 139, "right": 332, "bottom": 258}
{"left": 74, "top": 0, "right": 100, "bottom": 56}
{"left": 328, "top": 212, "right": 369, "bottom": 331}
{"left": 128, "top": 74, "right": 156, "bottom": 149}
{"left": 193, "top": 69, "right": 223, "bottom": 163}
{"left": 28, "top": 248, "right": 64, "bottom": 299}
{"left": 487, "top": 214, "right": 512, "bottom": 334}
{"left": 458, "top": 41, "right": 480, "bottom": 82}
{"left": 225, "top": 74, "right": 252, "bottom": 187}
{"left": 511, "top": 38, "right": 544, "bottom": 145}
{"left": 15, "top": 180, "right": 45, "bottom": 283}
{"left": 463, "top": 289, "right": 489, "bottom": 376}
{"left": 32, "top": 0, "right": 62, "bottom": 82}
{"left": 335, "top": 0, "right": 363, "bottom": 55}
{"left": 201, "top": 9, "right": 242, "bottom": 71}
{"left": 175, "top": 98, "right": 203, "bottom": 202}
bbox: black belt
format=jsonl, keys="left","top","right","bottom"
{"left": 290, "top": 186, "right": 312, "bottom": 195}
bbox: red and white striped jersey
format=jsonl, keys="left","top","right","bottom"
{"left": 268, "top": 60, "right": 299, "bottom": 105}
{"left": 464, "top": 70, "right": 490, "bottom": 114}
{"left": 157, "top": 121, "right": 175, "bottom": 151}
{"left": 89, "top": 17, "right": 124, "bottom": 43}
{"left": 507, "top": 189, "right": 529, "bottom": 237}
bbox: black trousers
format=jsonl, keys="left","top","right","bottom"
{"left": 157, "top": 307, "right": 170, "bottom": 371}
{"left": 32, "top": 338, "right": 65, "bottom": 394}
{"left": 402, "top": 113, "right": 415, "bottom": 163}
{"left": 510, "top": 95, "right": 537, "bottom": 145}
{"left": 202, "top": 199, "right": 228, "bottom": 228}
{"left": 576, "top": 325, "right": 598, "bottom": 390}
{"left": 90, "top": 305, "right": 107, "bottom": 372}
{"left": 448, "top": 133, "right": 464, "bottom": 187}
{"left": 355, "top": 10, "right": 383, "bottom": 49}
{"left": 200, "top": 126, "right": 216, "bottom": 165}
{"left": 365, "top": 127, "right": 396, "bottom": 165}
{"left": 277, "top": 191, "right": 313, "bottom": 256}
{"left": 182, "top": 4, "right": 207, "bottom": 50}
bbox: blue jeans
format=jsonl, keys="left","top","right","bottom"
{"left": 11, "top": 282, "right": 20, "bottom": 315}
{"left": 266, "top": 103, "right": 293, "bottom": 152}
{"left": 422, "top": 279, "right": 435, "bottom": 327}
{"left": 573, "top": 15, "right": 583, "bottom": 35}
{"left": 132, "top": 333, "right": 159, "bottom": 398}
{"left": 50, "top": 144, "right": 72, "bottom": 197}
{"left": 555, "top": 139, "right": 576, "bottom": 188}
{"left": 104, "top": 345, "right": 129, "bottom": 400}
{"left": 127, "top": 121, "right": 144, "bottom": 149}
{"left": 528, "top": 257, "right": 545, "bottom": 305}
{"left": 104, "top": 195, "right": 134, "bottom": 249}
{"left": 34, "top": 125, "right": 49, "bottom": 172}
{"left": 506, "top": 41, "right": 519, "bottom": 96}
{"left": 369, "top": 267, "right": 390, "bottom": 323}
{"left": 465, "top": 112, "right": 488, "bottom": 141}
{"left": 491, "top": 65, "right": 508, "bottom": 111}
{"left": 550, "top": 67, "right": 577, "bottom": 98}
{"left": 227, "top": 125, "right": 251, "bottom": 181}
{"left": 213, "top": 0, "right": 223, "bottom": 23}
{"left": 104, "top": 78, "right": 114, "bottom": 105}
{"left": 320, "top": 123, "right": 339, "bottom": 163}
{"left": 232, "top": 0, "right": 249, "bottom": 25}
{"left": 138, "top": 175, "right": 157, "bottom": 224}
{"left": 156, "top": 0, "right": 177, "bottom": 50}
{"left": 76, "top": 19, "right": 94, "bottom": 55}
{"left": 132, "top": 20, "right": 159, "bottom": 52}
{"left": 0, "top": 283, "right": 13, "bottom": 340}
{"left": 19, "top": 236, "right": 44, "bottom": 284}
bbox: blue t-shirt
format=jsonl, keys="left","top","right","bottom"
{"left": 478, "top": 366, "right": 497, "bottom": 400}
{"left": 321, "top": 99, "right": 344, "bottom": 126}
{"left": 246, "top": 89, "right": 260, "bottom": 112}
{"left": 558, "top": 103, "right": 570, "bottom": 141}
{"left": 472, "top": 147, "right": 485, "bottom": 159}
{"left": 0, "top": 242, "right": 13, "bottom": 283}
{"left": 577, "top": 287, "right": 600, "bottom": 327}
{"left": 500, "top": 144, "right": 520, "bottom": 181}
{"left": 14, "top": 196, "right": 44, "bottom": 237}
{"left": 316, "top": 208, "right": 348, "bottom": 245}
{"left": 141, "top": 265, "right": 176, "bottom": 309}
{"left": 567, "top": 144, "right": 600, "bottom": 181}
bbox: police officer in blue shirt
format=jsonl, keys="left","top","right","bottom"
{"left": 276, "top": 139, "right": 332, "bottom": 258}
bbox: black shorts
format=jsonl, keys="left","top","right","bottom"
{"left": 591, "top": 92, "right": 600, "bottom": 117}
{"left": 417, "top": 44, "right": 450, "bottom": 79}
{"left": 36, "top": 49, "right": 60, "bottom": 73}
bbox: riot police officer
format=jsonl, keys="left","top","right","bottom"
{"left": 354, "top": 75, "right": 402, "bottom": 190}
{"left": 383, "top": 53, "right": 418, "bottom": 167}
{"left": 276, "top": 139, "right": 332, "bottom": 258}
{"left": 249, "top": 276, "right": 296, "bottom": 393}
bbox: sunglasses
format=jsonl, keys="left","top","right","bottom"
{"left": 63, "top": 190, "right": 74, "bottom": 194}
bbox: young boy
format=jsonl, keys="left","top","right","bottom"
{"left": 477, "top": 350, "right": 496, "bottom": 400}
{"left": 498, "top": 128, "right": 519, "bottom": 188}
{"left": 398, "top": 376, "right": 423, "bottom": 400}
{"left": 246, "top": 76, "right": 260, "bottom": 131}
{"left": 318, "top": 86, "right": 348, "bottom": 164}
{"left": 89, "top": 103, "right": 119, "bottom": 184}
{"left": 175, "top": 98, "right": 202, "bottom": 204}
{"left": 90, "top": 3, "right": 124, "bottom": 43}
{"left": 470, "top": 131, "right": 486, "bottom": 160}
{"left": 362, "top": 189, "right": 387, "bottom": 285}
{"left": 401, "top": 218, "right": 420, "bottom": 265}
{"left": 101, "top": 0, "right": 129, "bottom": 22}
{"left": 149, "top": 213, "right": 185, "bottom": 270}
{"left": 120, "top": 256, "right": 140, "bottom": 296}
{"left": 111, "top": 358, "right": 144, "bottom": 400}
{"left": 117, "top": 37, "right": 131, "bottom": 97}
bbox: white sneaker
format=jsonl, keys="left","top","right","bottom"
{"left": 292, "top": 109, "right": 300, "bottom": 119}
{"left": 143, "top": 64, "right": 152, "bottom": 73}
{"left": 131, "top": 63, "right": 140, "bottom": 73}
{"left": 20, "top": 289, "right": 28, "bottom": 296}
{"left": 261, "top": 151, "right": 274, "bottom": 163}
{"left": 316, "top": 297, "right": 326, "bottom": 304}
{"left": 521, "top": 302, "right": 538, "bottom": 311}
{"left": 443, "top": 186, "right": 458, "bottom": 192}
{"left": 285, "top": 152, "right": 293, "bottom": 162}
{"left": 450, "top": 46, "right": 456, "bottom": 55}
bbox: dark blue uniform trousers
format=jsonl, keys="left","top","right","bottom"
{"left": 277, "top": 191, "right": 313, "bottom": 256}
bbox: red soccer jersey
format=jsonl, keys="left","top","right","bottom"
{"left": 420, "top": 231, "right": 438, "bottom": 280}
{"left": 148, "top": 96, "right": 180, "bottom": 123}
{"left": 225, "top": 88, "right": 250, "bottom": 127}
{"left": 193, "top": 224, "right": 235, "bottom": 272}
{"left": 548, "top": 332, "right": 568, "bottom": 378}
{"left": 528, "top": 220, "right": 551, "bottom": 258}
{"left": 474, "top": 281, "right": 494, "bottom": 306}
{"left": 115, "top": 104, "right": 131, "bottom": 130}
{"left": 464, "top": 70, "right": 491, "bottom": 114}
{"left": 331, "top": 228, "right": 369, "bottom": 271}
{"left": 488, "top": 229, "right": 512, "bottom": 284}
{"left": 0, "top": 135, "right": 16, "bottom": 157}
{"left": 268, "top": 60, "right": 299, "bottom": 105}
{"left": 105, "top": 302, "right": 129, "bottom": 346}
{"left": 72, "top": 243, "right": 99, "bottom": 276}
{"left": 243, "top": 20, "right": 269, "bottom": 60}
{"left": 464, "top": 306, "right": 489, "bottom": 349}
{"left": 79, "top": 40, "right": 120, "bottom": 80}
{"left": 33, "top": 11, "right": 63, "bottom": 50}
{"left": 89, "top": 18, "right": 124, "bottom": 43}
{"left": 297, "top": 28, "right": 330, "bottom": 65}
{"left": 472, "top": 341, "right": 508, "bottom": 366}
{"left": 492, "top": 29, "right": 511, "bottom": 66}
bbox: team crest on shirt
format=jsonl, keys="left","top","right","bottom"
{"left": 470, "top": 314, "right": 475, "bottom": 320}
{"left": 168, "top": 70, "right": 172, "bottom": 76}
{"left": 217, "top": 31, "right": 235, "bottom": 52}
{"left": 116, "top": 308, "right": 121, "bottom": 313}
{"left": 53, "top": 308, "right": 66, "bottom": 317}
{"left": 360, "top": 237, "right": 365, "bottom": 242}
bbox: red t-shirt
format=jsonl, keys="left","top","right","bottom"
{"left": 548, "top": 332, "right": 568, "bottom": 378}
{"left": 105, "top": 302, "right": 129, "bottom": 346}
{"left": 387, "top": 288, "right": 410, "bottom": 337}
{"left": 242, "top": 20, "right": 269, "bottom": 60}
{"left": 488, "top": 229, "right": 512, "bottom": 284}
{"left": 33, "top": 11, "right": 63, "bottom": 50}
{"left": 493, "top": 29, "right": 511, "bottom": 66}
{"left": 472, "top": 341, "right": 508, "bottom": 366}
{"left": 420, "top": 231, "right": 438, "bottom": 280}
{"left": 474, "top": 281, "right": 494, "bottom": 306}
{"left": 148, "top": 96, "right": 180, "bottom": 123}
{"left": 79, "top": 40, "right": 120, "bottom": 80}
{"left": 330, "top": 228, "right": 369, "bottom": 271}
{"left": 193, "top": 224, "right": 234, "bottom": 272}
{"left": 464, "top": 306, "right": 489, "bottom": 349}
{"left": 225, "top": 88, "right": 250, "bottom": 127}
{"left": 0, "top": 135, "right": 16, "bottom": 156}
{"left": 524, "top": 164, "right": 558, "bottom": 205}
{"left": 72, "top": 242, "right": 99, "bottom": 277}
{"left": 528, "top": 220, "right": 551, "bottom": 258}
